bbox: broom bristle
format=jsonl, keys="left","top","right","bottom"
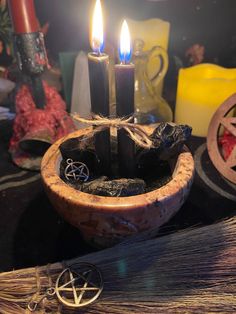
{"left": 0, "top": 217, "right": 236, "bottom": 313}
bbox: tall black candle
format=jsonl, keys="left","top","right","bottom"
{"left": 88, "top": 0, "right": 111, "bottom": 175}
{"left": 115, "top": 20, "right": 135, "bottom": 178}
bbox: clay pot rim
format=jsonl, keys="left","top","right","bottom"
{"left": 41, "top": 127, "right": 195, "bottom": 211}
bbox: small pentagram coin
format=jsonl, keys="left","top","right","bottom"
{"left": 55, "top": 262, "right": 103, "bottom": 308}
{"left": 64, "top": 159, "right": 89, "bottom": 182}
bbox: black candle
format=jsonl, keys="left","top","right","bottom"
{"left": 88, "top": 0, "right": 111, "bottom": 175}
{"left": 115, "top": 20, "right": 135, "bottom": 178}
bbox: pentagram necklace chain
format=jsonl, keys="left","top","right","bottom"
{"left": 28, "top": 262, "right": 103, "bottom": 311}
{"left": 28, "top": 287, "right": 56, "bottom": 312}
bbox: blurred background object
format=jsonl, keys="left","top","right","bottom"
{"left": 132, "top": 38, "right": 172, "bottom": 124}
{"left": 0, "top": 2, "right": 13, "bottom": 74}
{"left": 185, "top": 44, "right": 205, "bottom": 66}
{"left": 0, "top": 77, "right": 15, "bottom": 104}
{"left": 70, "top": 51, "right": 91, "bottom": 127}
{"left": 127, "top": 18, "right": 170, "bottom": 96}
{"left": 59, "top": 52, "right": 77, "bottom": 109}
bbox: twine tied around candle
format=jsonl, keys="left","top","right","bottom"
{"left": 72, "top": 114, "right": 154, "bottom": 149}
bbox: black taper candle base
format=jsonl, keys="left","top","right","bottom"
{"left": 88, "top": 53, "right": 111, "bottom": 175}
{"left": 30, "top": 75, "right": 46, "bottom": 109}
{"left": 115, "top": 64, "right": 135, "bottom": 178}
{"left": 117, "top": 128, "right": 135, "bottom": 178}
{"left": 94, "top": 129, "right": 111, "bottom": 175}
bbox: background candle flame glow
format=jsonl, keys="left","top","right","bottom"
{"left": 119, "top": 20, "right": 132, "bottom": 64}
{"left": 91, "top": 0, "right": 104, "bottom": 54}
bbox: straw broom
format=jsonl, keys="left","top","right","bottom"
{"left": 0, "top": 216, "right": 236, "bottom": 313}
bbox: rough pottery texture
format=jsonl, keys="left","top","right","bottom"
{"left": 41, "top": 127, "right": 195, "bottom": 248}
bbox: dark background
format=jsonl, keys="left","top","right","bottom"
{"left": 35, "top": 0, "right": 236, "bottom": 67}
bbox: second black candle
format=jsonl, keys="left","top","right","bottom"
{"left": 115, "top": 64, "right": 135, "bottom": 178}
{"left": 88, "top": 52, "right": 111, "bottom": 175}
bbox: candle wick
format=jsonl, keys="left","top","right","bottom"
{"left": 120, "top": 52, "right": 130, "bottom": 65}
{"left": 121, "top": 59, "right": 128, "bottom": 65}
{"left": 97, "top": 47, "right": 101, "bottom": 57}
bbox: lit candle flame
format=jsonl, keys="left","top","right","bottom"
{"left": 119, "top": 20, "right": 132, "bottom": 64}
{"left": 91, "top": 0, "right": 104, "bottom": 54}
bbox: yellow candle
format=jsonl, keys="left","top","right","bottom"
{"left": 175, "top": 64, "right": 236, "bottom": 137}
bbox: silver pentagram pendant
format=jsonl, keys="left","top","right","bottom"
{"left": 64, "top": 158, "right": 89, "bottom": 182}
{"left": 55, "top": 263, "right": 103, "bottom": 308}
{"left": 27, "top": 263, "right": 103, "bottom": 311}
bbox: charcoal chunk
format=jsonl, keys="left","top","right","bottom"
{"left": 82, "top": 178, "right": 146, "bottom": 197}
{"left": 66, "top": 176, "right": 108, "bottom": 191}
{"left": 151, "top": 123, "right": 192, "bottom": 160}
{"left": 136, "top": 123, "right": 191, "bottom": 177}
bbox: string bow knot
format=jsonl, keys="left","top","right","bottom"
{"left": 72, "top": 114, "right": 154, "bottom": 149}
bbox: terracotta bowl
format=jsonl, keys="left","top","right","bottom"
{"left": 41, "top": 127, "right": 195, "bottom": 248}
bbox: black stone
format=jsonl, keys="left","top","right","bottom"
{"left": 70, "top": 176, "right": 108, "bottom": 191}
{"left": 151, "top": 122, "right": 192, "bottom": 160}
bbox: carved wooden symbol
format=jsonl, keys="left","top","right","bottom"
{"left": 55, "top": 263, "right": 103, "bottom": 308}
{"left": 207, "top": 93, "right": 236, "bottom": 184}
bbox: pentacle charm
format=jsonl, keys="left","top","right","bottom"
{"left": 64, "top": 159, "right": 89, "bottom": 182}
{"left": 55, "top": 263, "right": 103, "bottom": 308}
{"left": 207, "top": 95, "right": 236, "bottom": 184}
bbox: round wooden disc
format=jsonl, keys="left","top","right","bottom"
{"left": 207, "top": 94, "right": 236, "bottom": 184}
